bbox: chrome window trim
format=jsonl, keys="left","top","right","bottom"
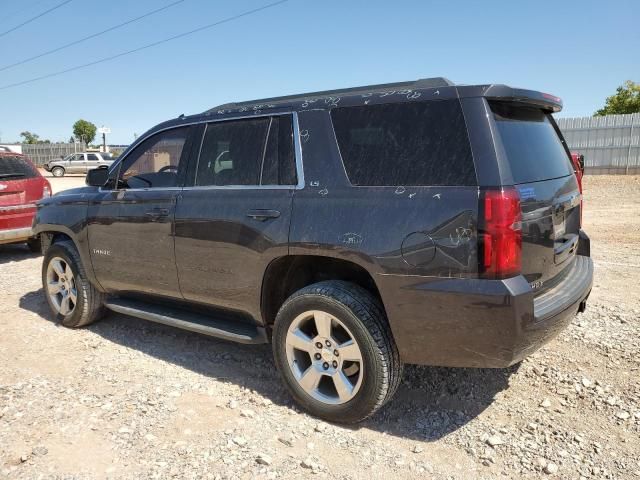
{"left": 102, "top": 111, "right": 305, "bottom": 193}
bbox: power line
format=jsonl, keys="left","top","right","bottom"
{"left": 0, "top": 0, "right": 73, "bottom": 39}
{"left": 3, "top": 0, "right": 50, "bottom": 24}
{"left": 0, "top": 0, "right": 287, "bottom": 91}
{"left": 0, "top": 0, "right": 186, "bottom": 73}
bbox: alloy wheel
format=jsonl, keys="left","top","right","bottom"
{"left": 46, "top": 257, "right": 77, "bottom": 315}
{"left": 285, "top": 310, "right": 364, "bottom": 405}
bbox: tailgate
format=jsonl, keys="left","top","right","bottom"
{"left": 0, "top": 156, "right": 43, "bottom": 205}
{"left": 490, "top": 101, "right": 580, "bottom": 293}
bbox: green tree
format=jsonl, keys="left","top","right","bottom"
{"left": 20, "top": 131, "right": 40, "bottom": 144}
{"left": 73, "top": 119, "right": 97, "bottom": 145}
{"left": 595, "top": 80, "right": 640, "bottom": 116}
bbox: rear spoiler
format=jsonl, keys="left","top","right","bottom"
{"left": 457, "top": 84, "right": 563, "bottom": 112}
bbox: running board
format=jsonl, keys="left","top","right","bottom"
{"left": 103, "top": 298, "right": 267, "bottom": 344}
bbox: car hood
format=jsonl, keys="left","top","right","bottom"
{"left": 37, "top": 186, "right": 97, "bottom": 205}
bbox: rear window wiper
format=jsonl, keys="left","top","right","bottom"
{"left": 0, "top": 172, "right": 26, "bottom": 178}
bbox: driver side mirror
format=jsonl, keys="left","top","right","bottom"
{"left": 86, "top": 166, "right": 110, "bottom": 187}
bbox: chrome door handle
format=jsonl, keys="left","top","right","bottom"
{"left": 246, "top": 209, "right": 280, "bottom": 221}
{"left": 145, "top": 208, "right": 169, "bottom": 220}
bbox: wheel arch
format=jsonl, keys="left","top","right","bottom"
{"left": 261, "top": 255, "right": 384, "bottom": 328}
{"left": 51, "top": 165, "right": 66, "bottom": 175}
{"left": 37, "top": 226, "right": 103, "bottom": 292}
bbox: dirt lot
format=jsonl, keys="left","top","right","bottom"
{"left": 1, "top": 175, "right": 639, "bottom": 479}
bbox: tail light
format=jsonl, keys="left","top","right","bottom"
{"left": 570, "top": 154, "right": 583, "bottom": 227}
{"left": 576, "top": 169, "right": 583, "bottom": 229}
{"left": 478, "top": 187, "right": 522, "bottom": 279}
{"left": 42, "top": 183, "right": 51, "bottom": 198}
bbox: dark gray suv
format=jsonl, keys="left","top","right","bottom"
{"left": 34, "top": 77, "right": 593, "bottom": 423}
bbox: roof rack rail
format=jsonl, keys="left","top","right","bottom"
{"left": 207, "top": 77, "right": 454, "bottom": 112}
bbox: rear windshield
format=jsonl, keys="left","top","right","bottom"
{"left": 0, "top": 156, "right": 38, "bottom": 179}
{"left": 331, "top": 99, "right": 476, "bottom": 186}
{"left": 490, "top": 102, "right": 573, "bottom": 184}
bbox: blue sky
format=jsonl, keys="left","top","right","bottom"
{"left": 0, "top": 0, "right": 638, "bottom": 144}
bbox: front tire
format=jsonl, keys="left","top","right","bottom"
{"left": 51, "top": 166, "right": 65, "bottom": 177}
{"left": 42, "top": 240, "right": 105, "bottom": 328}
{"left": 272, "top": 281, "right": 402, "bottom": 423}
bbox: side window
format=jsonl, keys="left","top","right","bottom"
{"left": 195, "top": 118, "right": 269, "bottom": 186}
{"left": 87, "top": 153, "right": 99, "bottom": 161}
{"left": 261, "top": 115, "right": 297, "bottom": 186}
{"left": 331, "top": 100, "right": 476, "bottom": 186}
{"left": 70, "top": 154, "right": 84, "bottom": 162}
{"left": 118, "top": 127, "right": 189, "bottom": 189}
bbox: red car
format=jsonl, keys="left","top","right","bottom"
{"left": 0, "top": 152, "right": 51, "bottom": 252}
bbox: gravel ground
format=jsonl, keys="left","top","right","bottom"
{"left": 1, "top": 175, "right": 639, "bottom": 479}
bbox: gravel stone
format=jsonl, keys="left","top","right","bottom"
{"left": 0, "top": 174, "right": 638, "bottom": 480}
{"left": 544, "top": 462, "right": 559, "bottom": 474}
{"left": 486, "top": 435, "right": 504, "bottom": 447}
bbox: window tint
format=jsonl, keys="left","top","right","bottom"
{"left": 331, "top": 100, "right": 476, "bottom": 186}
{"left": 261, "top": 115, "right": 297, "bottom": 185}
{"left": 87, "top": 154, "right": 99, "bottom": 161}
{"left": 195, "top": 118, "right": 269, "bottom": 186}
{"left": 490, "top": 102, "right": 573, "bottom": 184}
{"left": 119, "top": 127, "right": 189, "bottom": 189}
{"left": 0, "top": 156, "right": 38, "bottom": 179}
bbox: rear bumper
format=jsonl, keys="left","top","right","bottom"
{"left": 0, "top": 226, "right": 33, "bottom": 244}
{"left": 0, "top": 206, "right": 36, "bottom": 244}
{"left": 378, "top": 254, "right": 593, "bottom": 368}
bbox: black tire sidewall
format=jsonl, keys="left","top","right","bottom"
{"left": 42, "top": 243, "right": 86, "bottom": 327}
{"left": 273, "top": 292, "right": 386, "bottom": 423}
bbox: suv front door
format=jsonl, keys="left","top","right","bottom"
{"left": 87, "top": 126, "right": 195, "bottom": 297}
{"left": 174, "top": 114, "right": 299, "bottom": 320}
{"left": 68, "top": 153, "right": 87, "bottom": 173}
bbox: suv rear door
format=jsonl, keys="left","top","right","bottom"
{"left": 489, "top": 101, "right": 580, "bottom": 292}
{"left": 86, "top": 153, "right": 102, "bottom": 170}
{"left": 174, "top": 114, "right": 299, "bottom": 320}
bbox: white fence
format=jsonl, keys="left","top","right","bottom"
{"left": 556, "top": 113, "right": 640, "bottom": 174}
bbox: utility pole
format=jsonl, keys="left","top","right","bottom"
{"left": 98, "top": 126, "right": 111, "bottom": 153}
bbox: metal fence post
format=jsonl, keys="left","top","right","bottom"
{"left": 627, "top": 115, "right": 635, "bottom": 175}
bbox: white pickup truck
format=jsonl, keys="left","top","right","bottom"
{"left": 44, "top": 152, "right": 115, "bottom": 177}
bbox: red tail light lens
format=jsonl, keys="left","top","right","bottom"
{"left": 479, "top": 188, "right": 522, "bottom": 279}
{"left": 570, "top": 153, "right": 583, "bottom": 227}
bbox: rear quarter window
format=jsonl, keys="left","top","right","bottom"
{"left": 490, "top": 102, "right": 574, "bottom": 184}
{"left": 331, "top": 99, "right": 476, "bottom": 186}
{"left": 0, "top": 156, "right": 38, "bottom": 179}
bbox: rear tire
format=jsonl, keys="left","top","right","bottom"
{"left": 272, "top": 280, "right": 402, "bottom": 423}
{"left": 51, "top": 166, "right": 64, "bottom": 177}
{"left": 42, "top": 240, "right": 105, "bottom": 328}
